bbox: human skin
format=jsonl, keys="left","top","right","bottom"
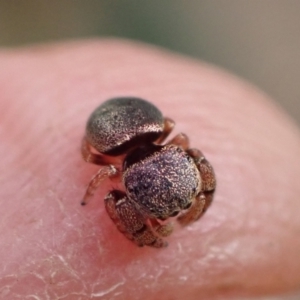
{"left": 0, "top": 39, "right": 300, "bottom": 300}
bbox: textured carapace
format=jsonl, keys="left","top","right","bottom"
{"left": 86, "top": 97, "right": 164, "bottom": 155}
{"left": 81, "top": 97, "right": 216, "bottom": 248}
{"left": 124, "top": 144, "right": 201, "bottom": 219}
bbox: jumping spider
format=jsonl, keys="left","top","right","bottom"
{"left": 81, "top": 97, "right": 216, "bottom": 248}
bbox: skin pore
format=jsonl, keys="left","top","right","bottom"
{"left": 0, "top": 39, "right": 300, "bottom": 299}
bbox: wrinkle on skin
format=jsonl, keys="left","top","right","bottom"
{"left": 0, "top": 39, "right": 299, "bottom": 299}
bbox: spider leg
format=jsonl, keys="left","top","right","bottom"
{"left": 150, "top": 219, "right": 173, "bottom": 237}
{"left": 81, "top": 136, "right": 121, "bottom": 165}
{"left": 177, "top": 193, "right": 205, "bottom": 225}
{"left": 105, "top": 191, "right": 168, "bottom": 248}
{"left": 166, "top": 133, "right": 190, "bottom": 150}
{"left": 178, "top": 148, "right": 216, "bottom": 225}
{"left": 81, "top": 165, "right": 118, "bottom": 205}
{"left": 155, "top": 117, "right": 175, "bottom": 144}
{"left": 187, "top": 148, "right": 216, "bottom": 192}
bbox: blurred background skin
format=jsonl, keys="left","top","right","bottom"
{"left": 0, "top": 0, "right": 299, "bottom": 125}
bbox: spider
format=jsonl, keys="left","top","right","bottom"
{"left": 81, "top": 97, "right": 216, "bottom": 248}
